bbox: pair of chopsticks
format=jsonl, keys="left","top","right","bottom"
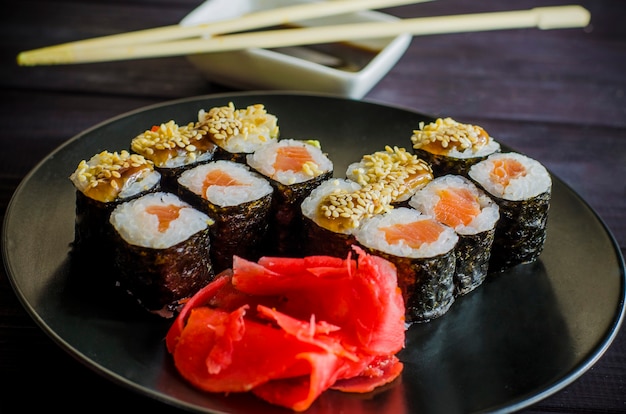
{"left": 17, "top": 0, "right": 591, "bottom": 66}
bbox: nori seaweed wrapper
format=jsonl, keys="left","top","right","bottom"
{"left": 488, "top": 190, "right": 551, "bottom": 272}
{"left": 264, "top": 171, "right": 333, "bottom": 257}
{"left": 454, "top": 228, "right": 496, "bottom": 296}
{"left": 360, "top": 246, "right": 456, "bottom": 324}
{"left": 72, "top": 189, "right": 117, "bottom": 261}
{"left": 71, "top": 182, "right": 161, "bottom": 279}
{"left": 178, "top": 185, "right": 273, "bottom": 273}
{"left": 111, "top": 227, "right": 214, "bottom": 317}
{"left": 413, "top": 148, "right": 491, "bottom": 178}
{"left": 212, "top": 146, "right": 250, "bottom": 164}
{"left": 301, "top": 215, "right": 357, "bottom": 258}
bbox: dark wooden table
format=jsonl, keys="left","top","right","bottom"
{"left": 1, "top": 0, "right": 624, "bottom": 412}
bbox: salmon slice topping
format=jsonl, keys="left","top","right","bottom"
{"left": 434, "top": 187, "right": 481, "bottom": 228}
{"left": 273, "top": 146, "right": 314, "bottom": 172}
{"left": 146, "top": 204, "right": 183, "bottom": 232}
{"left": 202, "top": 169, "right": 246, "bottom": 195}
{"left": 382, "top": 219, "right": 444, "bottom": 249}
{"left": 490, "top": 158, "right": 527, "bottom": 186}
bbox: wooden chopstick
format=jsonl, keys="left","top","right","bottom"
{"left": 17, "top": 5, "right": 590, "bottom": 67}
{"left": 17, "top": 0, "right": 433, "bottom": 65}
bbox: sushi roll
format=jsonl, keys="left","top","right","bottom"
{"left": 247, "top": 139, "right": 333, "bottom": 256}
{"left": 177, "top": 160, "right": 274, "bottom": 272}
{"left": 354, "top": 207, "right": 459, "bottom": 323}
{"left": 468, "top": 152, "right": 552, "bottom": 272}
{"left": 410, "top": 117, "right": 500, "bottom": 177}
{"left": 346, "top": 146, "right": 434, "bottom": 206}
{"left": 109, "top": 192, "right": 215, "bottom": 318}
{"left": 130, "top": 120, "right": 218, "bottom": 191}
{"left": 69, "top": 150, "right": 161, "bottom": 273}
{"left": 196, "top": 102, "right": 279, "bottom": 163}
{"left": 409, "top": 175, "right": 500, "bottom": 296}
{"left": 300, "top": 178, "right": 363, "bottom": 257}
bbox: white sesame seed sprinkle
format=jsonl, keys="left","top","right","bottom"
{"left": 411, "top": 117, "right": 490, "bottom": 153}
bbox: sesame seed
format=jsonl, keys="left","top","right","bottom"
{"left": 130, "top": 120, "right": 208, "bottom": 164}
{"left": 317, "top": 147, "right": 435, "bottom": 231}
{"left": 195, "top": 102, "right": 279, "bottom": 146}
{"left": 69, "top": 150, "right": 155, "bottom": 200}
{"left": 411, "top": 117, "right": 491, "bottom": 153}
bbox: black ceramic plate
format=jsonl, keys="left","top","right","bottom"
{"left": 3, "top": 92, "right": 625, "bottom": 414}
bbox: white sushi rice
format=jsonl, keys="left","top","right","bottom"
{"left": 110, "top": 192, "right": 211, "bottom": 249}
{"left": 160, "top": 150, "right": 214, "bottom": 169}
{"left": 246, "top": 139, "right": 333, "bottom": 185}
{"left": 444, "top": 139, "right": 501, "bottom": 159}
{"left": 409, "top": 175, "right": 499, "bottom": 235}
{"left": 118, "top": 170, "right": 161, "bottom": 200}
{"left": 355, "top": 207, "right": 458, "bottom": 259}
{"left": 178, "top": 160, "right": 273, "bottom": 207}
{"left": 468, "top": 152, "right": 552, "bottom": 201}
{"left": 301, "top": 178, "right": 362, "bottom": 234}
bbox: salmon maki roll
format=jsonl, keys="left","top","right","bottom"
{"left": 410, "top": 117, "right": 500, "bottom": 177}
{"left": 247, "top": 139, "right": 333, "bottom": 256}
{"left": 410, "top": 175, "right": 500, "bottom": 296}
{"left": 131, "top": 120, "right": 218, "bottom": 191}
{"left": 177, "top": 160, "right": 274, "bottom": 272}
{"left": 69, "top": 150, "right": 161, "bottom": 279}
{"left": 354, "top": 207, "right": 458, "bottom": 323}
{"left": 196, "top": 102, "right": 279, "bottom": 163}
{"left": 109, "top": 192, "right": 215, "bottom": 318}
{"left": 468, "top": 152, "right": 552, "bottom": 272}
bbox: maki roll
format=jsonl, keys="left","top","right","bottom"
{"left": 346, "top": 146, "right": 433, "bottom": 206}
{"left": 409, "top": 175, "right": 500, "bottom": 296}
{"left": 247, "top": 139, "right": 333, "bottom": 256}
{"left": 410, "top": 117, "right": 500, "bottom": 177}
{"left": 131, "top": 120, "right": 218, "bottom": 191}
{"left": 196, "top": 102, "right": 279, "bottom": 163}
{"left": 69, "top": 150, "right": 161, "bottom": 273}
{"left": 468, "top": 152, "right": 552, "bottom": 272}
{"left": 354, "top": 207, "right": 458, "bottom": 323}
{"left": 109, "top": 192, "right": 215, "bottom": 318}
{"left": 177, "top": 160, "right": 274, "bottom": 272}
{"left": 300, "top": 178, "right": 363, "bottom": 257}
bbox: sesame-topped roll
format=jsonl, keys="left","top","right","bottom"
{"left": 411, "top": 117, "right": 500, "bottom": 177}
{"left": 301, "top": 178, "right": 363, "bottom": 257}
{"left": 69, "top": 150, "right": 161, "bottom": 274}
{"left": 247, "top": 139, "right": 333, "bottom": 256}
{"left": 346, "top": 146, "right": 433, "bottom": 206}
{"left": 131, "top": 120, "right": 217, "bottom": 191}
{"left": 196, "top": 102, "right": 279, "bottom": 163}
{"left": 301, "top": 173, "right": 410, "bottom": 258}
